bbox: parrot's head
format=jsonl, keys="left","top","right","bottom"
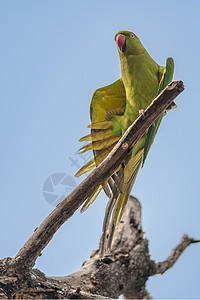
{"left": 115, "top": 31, "right": 145, "bottom": 57}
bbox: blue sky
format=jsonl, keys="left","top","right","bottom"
{"left": 1, "top": 0, "right": 200, "bottom": 298}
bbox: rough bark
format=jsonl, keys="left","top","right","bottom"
{"left": 3, "top": 81, "right": 184, "bottom": 277}
{"left": 0, "top": 196, "right": 198, "bottom": 299}
{"left": 0, "top": 80, "right": 195, "bottom": 299}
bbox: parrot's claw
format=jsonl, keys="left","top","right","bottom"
{"left": 139, "top": 109, "right": 145, "bottom": 117}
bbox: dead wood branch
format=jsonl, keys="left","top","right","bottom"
{"left": 0, "top": 79, "right": 198, "bottom": 299}
{"left": 3, "top": 81, "right": 184, "bottom": 275}
{"left": 151, "top": 234, "right": 200, "bottom": 275}
{"left": 0, "top": 195, "right": 198, "bottom": 299}
{"left": 2, "top": 81, "right": 184, "bottom": 277}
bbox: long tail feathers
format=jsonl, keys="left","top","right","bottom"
{"left": 114, "top": 149, "right": 143, "bottom": 226}
{"left": 99, "top": 149, "right": 144, "bottom": 256}
{"left": 77, "top": 120, "right": 144, "bottom": 256}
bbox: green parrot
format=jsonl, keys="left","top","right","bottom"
{"left": 75, "top": 30, "right": 176, "bottom": 250}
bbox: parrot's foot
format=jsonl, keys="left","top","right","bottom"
{"left": 139, "top": 109, "right": 145, "bottom": 116}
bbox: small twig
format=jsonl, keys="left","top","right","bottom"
{"left": 5, "top": 81, "right": 184, "bottom": 276}
{"left": 152, "top": 234, "right": 200, "bottom": 275}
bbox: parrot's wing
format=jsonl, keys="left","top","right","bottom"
{"left": 142, "top": 57, "right": 175, "bottom": 166}
{"left": 75, "top": 78, "right": 126, "bottom": 211}
{"left": 101, "top": 60, "right": 176, "bottom": 233}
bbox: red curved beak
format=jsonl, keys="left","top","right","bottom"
{"left": 116, "top": 34, "right": 126, "bottom": 51}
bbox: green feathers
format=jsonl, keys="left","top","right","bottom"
{"left": 76, "top": 30, "right": 175, "bottom": 250}
{"left": 142, "top": 57, "right": 174, "bottom": 166}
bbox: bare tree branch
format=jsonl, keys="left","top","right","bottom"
{"left": 0, "top": 79, "right": 198, "bottom": 299}
{"left": 0, "top": 195, "right": 198, "bottom": 299}
{"left": 1, "top": 196, "right": 149, "bottom": 299}
{"left": 3, "top": 81, "right": 184, "bottom": 277}
{"left": 151, "top": 234, "right": 200, "bottom": 275}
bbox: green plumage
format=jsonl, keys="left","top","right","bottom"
{"left": 76, "top": 30, "right": 175, "bottom": 249}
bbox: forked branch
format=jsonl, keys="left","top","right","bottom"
{"left": 1, "top": 195, "right": 198, "bottom": 299}
{"left": 4, "top": 81, "right": 184, "bottom": 276}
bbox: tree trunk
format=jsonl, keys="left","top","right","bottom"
{"left": 0, "top": 196, "right": 198, "bottom": 299}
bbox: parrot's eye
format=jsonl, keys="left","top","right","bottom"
{"left": 130, "top": 33, "right": 135, "bottom": 39}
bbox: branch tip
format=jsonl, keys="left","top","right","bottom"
{"left": 152, "top": 234, "right": 199, "bottom": 276}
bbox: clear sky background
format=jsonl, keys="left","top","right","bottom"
{"left": 1, "top": 0, "right": 200, "bottom": 298}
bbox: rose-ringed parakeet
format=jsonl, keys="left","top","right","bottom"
{"left": 75, "top": 30, "right": 176, "bottom": 252}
